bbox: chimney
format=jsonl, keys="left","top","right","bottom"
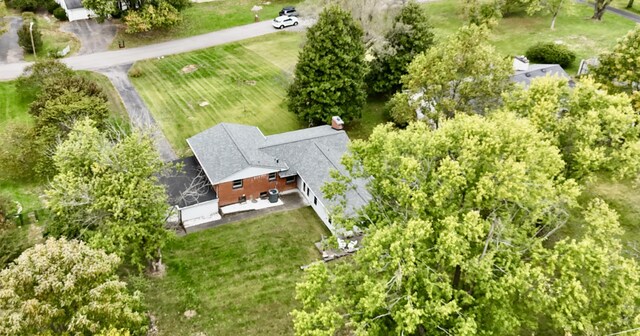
{"left": 513, "top": 55, "right": 529, "bottom": 71}
{"left": 331, "top": 116, "right": 344, "bottom": 130}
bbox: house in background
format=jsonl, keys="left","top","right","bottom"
{"left": 166, "top": 117, "right": 370, "bottom": 233}
{"left": 510, "top": 55, "right": 574, "bottom": 87}
{"left": 54, "top": 0, "right": 96, "bottom": 21}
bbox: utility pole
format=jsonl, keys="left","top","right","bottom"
{"left": 29, "top": 21, "right": 36, "bottom": 59}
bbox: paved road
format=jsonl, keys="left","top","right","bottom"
{"left": 60, "top": 19, "right": 117, "bottom": 55}
{"left": 577, "top": 0, "right": 640, "bottom": 23}
{"left": 0, "top": 20, "right": 306, "bottom": 80}
{"left": 99, "top": 65, "right": 178, "bottom": 162}
{"left": 0, "top": 17, "right": 23, "bottom": 64}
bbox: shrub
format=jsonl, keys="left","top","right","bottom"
{"left": 525, "top": 42, "right": 576, "bottom": 68}
{"left": 17, "top": 20, "right": 43, "bottom": 54}
{"left": 45, "top": 0, "right": 59, "bottom": 13}
{"left": 53, "top": 6, "right": 67, "bottom": 20}
{"left": 128, "top": 65, "right": 143, "bottom": 78}
{"left": 21, "top": 11, "right": 35, "bottom": 20}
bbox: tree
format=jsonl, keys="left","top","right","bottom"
{"left": 297, "top": 0, "right": 405, "bottom": 47}
{"left": 288, "top": 5, "right": 367, "bottom": 125}
{"left": 593, "top": 0, "right": 613, "bottom": 20}
{"left": 44, "top": 119, "right": 172, "bottom": 270}
{"left": 15, "top": 60, "right": 74, "bottom": 102}
{"left": 627, "top": 0, "right": 635, "bottom": 9}
{"left": 293, "top": 114, "right": 640, "bottom": 335}
{"left": 504, "top": 76, "right": 640, "bottom": 180}
{"left": 521, "top": 0, "right": 573, "bottom": 29}
{"left": 124, "top": 1, "right": 181, "bottom": 34}
{"left": 16, "top": 20, "right": 42, "bottom": 54}
{"left": 81, "top": 0, "right": 116, "bottom": 21}
{"left": 593, "top": 26, "right": 640, "bottom": 95}
{"left": 0, "top": 238, "right": 148, "bottom": 335}
{"left": 0, "top": 122, "right": 40, "bottom": 182}
{"left": 393, "top": 24, "right": 512, "bottom": 127}
{"left": 367, "top": 1, "right": 434, "bottom": 95}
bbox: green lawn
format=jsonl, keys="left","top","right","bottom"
{"left": 23, "top": 17, "right": 80, "bottom": 62}
{"left": 142, "top": 207, "right": 329, "bottom": 336}
{"left": 130, "top": 32, "right": 305, "bottom": 155}
{"left": 424, "top": 1, "right": 638, "bottom": 74}
{"left": 111, "top": 0, "right": 301, "bottom": 49}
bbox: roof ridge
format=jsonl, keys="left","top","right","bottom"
{"left": 260, "top": 130, "right": 345, "bottom": 149}
{"left": 221, "top": 123, "right": 251, "bottom": 165}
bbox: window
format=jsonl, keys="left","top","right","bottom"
{"left": 314, "top": 196, "right": 318, "bottom": 205}
{"left": 286, "top": 176, "right": 296, "bottom": 184}
{"left": 306, "top": 188, "right": 310, "bottom": 196}
{"left": 303, "top": 182, "right": 306, "bottom": 192}
{"left": 268, "top": 172, "right": 277, "bottom": 181}
{"left": 232, "top": 179, "right": 243, "bottom": 189}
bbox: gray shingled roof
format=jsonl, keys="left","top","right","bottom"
{"left": 189, "top": 124, "right": 371, "bottom": 217}
{"left": 187, "top": 123, "right": 287, "bottom": 184}
{"left": 510, "top": 64, "right": 573, "bottom": 87}
{"left": 64, "top": 0, "right": 84, "bottom": 9}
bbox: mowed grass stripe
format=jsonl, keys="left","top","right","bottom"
{"left": 131, "top": 34, "right": 302, "bottom": 155}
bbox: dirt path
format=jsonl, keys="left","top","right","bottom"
{"left": 99, "top": 64, "right": 178, "bottom": 162}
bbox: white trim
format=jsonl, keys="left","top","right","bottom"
{"left": 216, "top": 167, "right": 278, "bottom": 184}
{"left": 296, "top": 175, "right": 335, "bottom": 234}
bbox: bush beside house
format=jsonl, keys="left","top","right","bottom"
{"left": 525, "top": 42, "right": 576, "bottom": 68}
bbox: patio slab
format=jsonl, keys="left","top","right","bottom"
{"left": 220, "top": 198, "right": 284, "bottom": 215}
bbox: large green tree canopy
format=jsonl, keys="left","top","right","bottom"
{"left": 44, "top": 119, "right": 171, "bottom": 270}
{"left": 503, "top": 76, "right": 640, "bottom": 180}
{"left": 367, "top": 1, "right": 434, "bottom": 94}
{"left": 288, "top": 5, "right": 367, "bottom": 125}
{"left": 389, "top": 24, "right": 512, "bottom": 127}
{"left": 293, "top": 113, "right": 640, "bottom": 335}
{"left": 0, "top": 238, "right": 147, "bottom": 335}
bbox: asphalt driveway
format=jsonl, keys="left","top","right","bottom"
{"left": 0, "top": 17, "right": 24, "bottom": 64}
{"left": 60, "top": 19, "right": 117, "bottom": 55}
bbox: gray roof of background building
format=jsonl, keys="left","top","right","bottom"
{"left": 510, "top": 64, "right": 573, "bottom": 87}
{"left": 189, "top": 124, "right": 371, "bottom": 217}
{"left": 64, "top": 0, "right": 84, "bottom": 9}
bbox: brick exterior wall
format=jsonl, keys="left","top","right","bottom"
{"left": 215, "top": 173, "right": 297, "bottom": 207}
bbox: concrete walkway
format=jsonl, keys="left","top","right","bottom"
{"left": 0, "top": 20, "right": 308, "bottom": 80}
{"left": 98, "top": 64, "right": 178, "bottom": 162}
{"left": 184, "top": 192, "right": 309, "bottom": 234}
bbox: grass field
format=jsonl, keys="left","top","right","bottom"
{"left": 142, "top": 207, "right": 329, "bottom": 336}
{"left": 111, "top": 0, "right": 301, "bottom": 49}
{"left": 130, "top": 32, "right": 305, "bottom": 155}
{"left": 424, "top": 1, "right": 638, "bottom": 73}
{"left": 23, "top": 17, "right": 80, "bottom": 62}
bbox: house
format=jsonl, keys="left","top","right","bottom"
{"left": 54, "top": 0, "right": 96, "bottom": 21}
{"left": 166, "top": 117, "right": 370, "bottom": 233}
{"left": 510, "top": 55, "right": 574, "bottom": 87}
{"left": 413, "top": 56, "right": 574, "bottom": 122}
